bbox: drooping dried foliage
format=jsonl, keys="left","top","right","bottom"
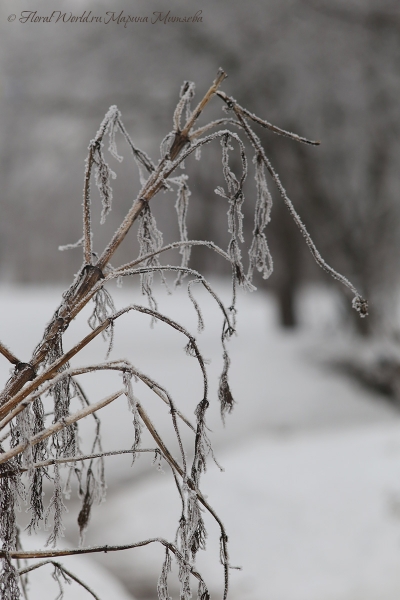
{"left": 0, "top": 70, "right": 367, "bottom": 600}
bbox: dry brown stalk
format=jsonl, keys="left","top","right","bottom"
{"left": 0, "top": 343, "right": 20, "bottom": 367}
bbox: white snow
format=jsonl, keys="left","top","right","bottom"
{"left": 84, "top": 424, "right": 400, "bottom": 600}
{"left": 2, "top": 282, "right": 400, "bottom": 600}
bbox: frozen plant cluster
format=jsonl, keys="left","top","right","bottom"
{"left": 0, "top": 70, "right": 366, "bottom": 600}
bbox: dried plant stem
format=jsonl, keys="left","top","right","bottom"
{"left": 169, "top": 68, "right": 227, "bottom": 161}
{"left": 0, "top": 317, "right": 114, "bottom": 421}
{"left": 190, "top": 118, "right": 242, "bottom": 139}
{"left": 117, "top": 239, "right": 231, "bottom": 272}
{"left": 216, "top": 90, "right": 320, "bottom": 145}
{"left": 0, "top": 355, "right": 195, "bottom": 435}
{"left": 5, "top": 540, "right": 205, "bottom": 585}
{"left": 0, "top": 269, "right": 104, "bottom": 405}
{"left": 138, "top": 402, "right": 230, "bottom": 599}
{"left": 0, "top": 448, "right": 159, "bottom": 479}
{"left": 97, "top": 198, "right": 148, "bottom": 270}
{"left": 0, "top": 342, "right": 20, "bottom": 366}
{"left": 138, "top": 403, "right": 225, "bottom": 529}
{"left": 140, "top": 383, "right": 195, "bottom": 431}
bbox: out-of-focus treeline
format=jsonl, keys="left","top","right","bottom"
{"left": 0, "top": 0, "right": 399, "bottom": 334}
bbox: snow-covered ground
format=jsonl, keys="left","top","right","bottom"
{"left": 1, "top": 282, "right": 400, "bottom": 600}
{"left": 86, "top": 424, "right": 400, "bottom": 600}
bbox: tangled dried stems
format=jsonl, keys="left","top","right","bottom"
{"left": 0, "top": 69, "right": 367, "bottom": 600}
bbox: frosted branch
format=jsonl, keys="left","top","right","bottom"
{"left": 216, "top": 90, "right": 320, "bottom": 145}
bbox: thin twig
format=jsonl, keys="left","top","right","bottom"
{"left": 7, "top": 539, "right": 204, "bottom": 586}
{"left": 216, "top": 90, "right": 320, "bottom": 145}
{"left": 190, "top": 118, "right": 243, "bottom": 139}
{"left": 18, "top": 561, "right": 101, "bottom": 600}
{"left": 180, "top": 69, "right": 227, "bottom": 139}
{"left": 114, "top": 239, "right": 231, "bottom": 272}
{"left": 0, "top": 448, "right": 159, "bottom": 478}
{"left": 116, "top": 118, "right": 155, "bottom": 174}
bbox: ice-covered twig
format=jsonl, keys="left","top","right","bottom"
{"left": 190, "top": 118, "right": 243, "bottom": 139}
{"left": 216, "top": 90, "right": 320, "bottom": 145}
{"left": 116, "top": 240, "right": 231, "bottom": 272}
{"left": 9, "top": 539, "right": 206, "bottom": 587}
{"left": 0, "top": 448, "right": 160, "bottom": 479}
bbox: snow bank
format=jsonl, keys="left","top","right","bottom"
{"left": 85, "top": 423, "right": 400, "bottom": 600}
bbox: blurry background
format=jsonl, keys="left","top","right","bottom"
{"left": 2, "top": 1, "right": 400, "bottom": 599}
{"left": 1, "top": 0, "right": 400, "bottom": 334}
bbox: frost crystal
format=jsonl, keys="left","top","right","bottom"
{"left": 157, "top": 548, "right": 172, "bottom": 600}
{"left": 123, "top": 371, "right": 142, "bottom": 463}
{"left": 137, "top": 203, "right": 165, "bottom": 312}
{"left": 174, "top": 176, "right": 191, "bottom": 286}
{"left": 92, "top": 140, "right": 116, "bottom": 225}
{"left": 218, "top": 351, "right": 235, "bottom": 423}
{"left": 88, "top": 287, "right": 116, "bottom": 357}
{"left": 44, "top": 463, "right": 67, "bottom": 547}
{"left": 248, "top": 153, "right": 273, "bottom": 281}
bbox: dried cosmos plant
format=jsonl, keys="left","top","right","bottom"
{"left": 0, "top": 69, "right": 368, "bottom": 600}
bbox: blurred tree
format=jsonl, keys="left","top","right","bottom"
{"left": 0, "top": 0, "right": 398, "bottom": 333}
